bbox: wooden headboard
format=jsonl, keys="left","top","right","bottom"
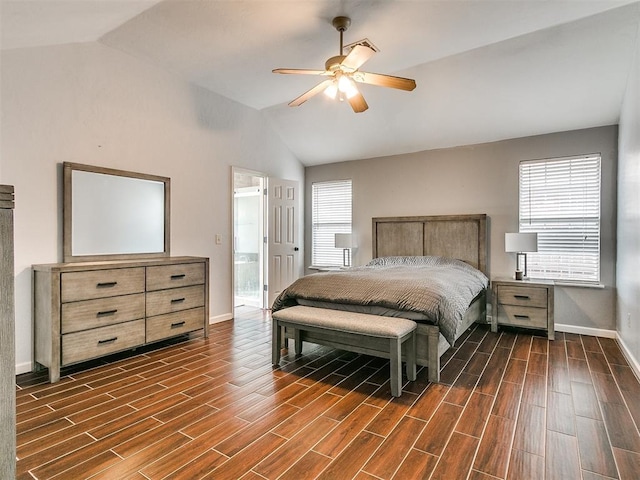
{"left": 372, "top": 214, "right": 488, "bottom": 276}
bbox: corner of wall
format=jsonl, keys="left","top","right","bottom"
{"left": 615, "top": 13, "right": 640, "bottom": 368}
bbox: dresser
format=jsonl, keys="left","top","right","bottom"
{"left": 33, "top": 256, "right": 209, "bottom": 382}
{"left": 0, "top": 185, "right": 16, "bottom": 479}
{"left": 491, "top": 277, "right": 555, "bottom": 340}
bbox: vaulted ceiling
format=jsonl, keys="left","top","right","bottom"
{"left": 2, "top": 1, "right": 639, "bottom": 165}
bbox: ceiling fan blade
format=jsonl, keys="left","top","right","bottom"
{"left": 288, "top": 79, "right": 334, "bottom": 107}
{"left": 354, "top": 71, "right": 416, "bottom": 91}
{"left": 348, "top": 92, "right": 368, "bottom": 113}
{"left": 273, "top": 68, "right": 328, "bottom": 75}
{"left": 341, "top": 45, "right": 375, "bottom": 71}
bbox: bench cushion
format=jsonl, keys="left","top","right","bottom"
{"left": 272, "top": 305, "right": 416, "bottom": 338}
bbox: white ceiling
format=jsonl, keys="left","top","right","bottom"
{"left": 2, "top": 1, "right": 639, "bottom": 165}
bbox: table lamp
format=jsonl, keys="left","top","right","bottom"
{"left": 335, "top": 233, "right": 357, "bottom": 267}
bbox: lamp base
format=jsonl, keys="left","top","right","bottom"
{"left": 516, "top": 252, "right": 529, "bottom": 278}
{"left": 342, "top": 248, "right": 351, "bottom": 267}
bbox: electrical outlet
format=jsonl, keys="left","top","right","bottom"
{"left": 215, "top": 234, "right": 222, "bottom": 245}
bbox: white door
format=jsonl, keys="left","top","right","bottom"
{"left": 267, "top": 177, "right": 300, "bottom": 307}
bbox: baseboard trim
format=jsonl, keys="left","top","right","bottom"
{"left": 210, "top": 313, "right": 233, "bottom": 324}
{"left": 616, "top": 334, "right": 640, "bottom": 381}
{"left": 554, "top": 323, "right": 617, "bottom": 338}
{"left": 17, "top": 316, "right": 234, "bottom": 375}
{"left": 16, "top": 361, "right": 32, "bottom": 376}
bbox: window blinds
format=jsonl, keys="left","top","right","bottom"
{"left": 312, "top": 180, "right": 352, "bottom": 267}
{"left": 519, "top": 154, "right": 601, "bottom": 282}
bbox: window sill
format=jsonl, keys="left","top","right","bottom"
{"left": 550, "top": 281, "right": 605, "bottom": 289}
{"left": 308, "top": 266, "right": 344, "bottom": 271}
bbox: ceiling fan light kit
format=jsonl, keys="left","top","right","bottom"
{"left": 273, "top": 16, "right": 416, "bottom": 113}
{"left": 324, "top": 72, "right": 358, "bottom": 100}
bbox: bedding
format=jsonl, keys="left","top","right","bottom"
{"left": 271, "top": 256, "right": 489, "bottom": 345}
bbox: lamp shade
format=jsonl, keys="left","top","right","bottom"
{"left": 505, "top": 232, "right": 538, "bottom": 253}
{"left": 335, "top": 233, "right": 356, "bottom": 249}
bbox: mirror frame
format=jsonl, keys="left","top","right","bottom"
{"left": 63, "top": 162, "right": 171, "bottom": 263}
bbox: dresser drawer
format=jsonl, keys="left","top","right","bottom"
{"left": 146, "top": 285, "right": 205, "bottom": 317}
{"left": 61, "top": 268, "right": 145, "bottom": 303}
{"left": 61, "top": 293, "right": 145, "bottom": 334}
{"left": 497, "top": 285, "right": 547, "bottom": 308}
{"left": 61, "top": 319, "right": 145, "bottom": 365}
{"left": 146, "top": 263, "right": 205, "bottom": 291}
{"left": 497, "top": 304, "right": 548, "bottom": 329}
{"left": 146, "top": 307, "right": 205, "bottom": 343}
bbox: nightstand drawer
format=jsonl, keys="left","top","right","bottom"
{"left": 497, "top": 304, "right": 548, "bottom": 329}
{"left": 497, "top": 285, "right": 547, "bottom": 308}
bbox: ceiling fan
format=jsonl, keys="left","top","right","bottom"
{"left": 273, "top": 16, "right": 416, "bottom": 113}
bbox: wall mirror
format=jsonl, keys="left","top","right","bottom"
{"left": 63, "top": 162, "right": 170, "bottom": 262}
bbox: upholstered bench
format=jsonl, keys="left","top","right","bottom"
{"left": 271, "top": 305, "right": 417, "bottom": 397}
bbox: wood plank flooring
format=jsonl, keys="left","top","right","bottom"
{"left": 15, "top": 308, "right": 640, "bottom": 479}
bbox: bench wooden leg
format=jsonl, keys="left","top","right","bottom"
{"left": 272, "top": 318, "right": 282, "bottom": 365}
{"left": 405, "top": 332, "right": 417, "bottom": 381}
{"left": 280, "top": 326, "right": 287, "bottom": 350}
{"left": 294, "top": 329, "right": 302, "bottom": 355}
{"left": 390, "top": 337, "right": 402, "bottom": 397}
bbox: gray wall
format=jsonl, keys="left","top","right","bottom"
{"left": 616, "top": 27, "right": 640, "bottom": 368}
{"left": 1, "top": 42, "right": 304, "bottom": 373}
{"left": 306, "top": 125, "right": 618, "bottom": 332}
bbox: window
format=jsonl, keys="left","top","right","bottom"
{"left": 312, "top": 180, "right": 352, "bottom": 267}
{"left": 519, "top": 154, "right": 601, "bottom": 283}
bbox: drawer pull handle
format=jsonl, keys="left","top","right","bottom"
{"left": 171, "top": 274, "right": 186, "bottom": 280}
{"left": 514, "top": 295, "right": 530, "bottom": 300}
{"left": 97, "top": 309, "right": 118, "bottom": 317}
{"left": 171, "top": 298, "right": 186, "bottom": 304}
{"left": 97, "top": 281, "right": 118, "bottom": 288}
{"left": 98, "top": 337, "right": 118, "bottom": 345}
{"left": 171, "top": 321, "right": 186, "bottom": 329}
{"left": 514, "top": 315, "right": 530, "bottom": 320}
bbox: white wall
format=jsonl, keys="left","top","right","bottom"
{"left": 306, "top": 126, "right": 618, "bottom": 332}
{"left": 616, "top": 25, "right": 640, "bottom": 369}
{"left": 0, "top": 42, "right": 304, "bottom": 373}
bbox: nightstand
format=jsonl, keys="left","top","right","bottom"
{"left": 491, "top": 277, "right": 555, "bottom": 340}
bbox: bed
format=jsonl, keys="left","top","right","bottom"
{"left": 272, "top": 214, "right": 489, "bottom": 382}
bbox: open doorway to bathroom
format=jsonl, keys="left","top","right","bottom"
{"left": 233, "top": 168, "right": 266, "bottom": 312}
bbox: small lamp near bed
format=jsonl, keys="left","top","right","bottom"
{"left": 505, "top": 232, "right": 538, "bottom": 280}
{"left": 335, "top": 233, "right": 357, "bottom": 267}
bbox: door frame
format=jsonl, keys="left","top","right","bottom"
{"left": 231, "top": 167, "right": 267, "bottom": 312}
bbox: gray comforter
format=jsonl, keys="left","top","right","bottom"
{"left": 271, "top": 256, "right": 489, "bottom": 346}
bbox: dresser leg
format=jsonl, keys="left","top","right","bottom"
{"left": 49, "top": 365, "right": 60, "bottom": 383}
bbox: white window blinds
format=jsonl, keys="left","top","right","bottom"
{"left": 312, "top": 180, "right": 352, "bottom": 267}
{"left": 519, "top": 154, "right": 601, "bottom": 283}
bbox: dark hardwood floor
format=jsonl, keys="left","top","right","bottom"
{"left": 15, "top": 307, "right": 640, "bottom": 479}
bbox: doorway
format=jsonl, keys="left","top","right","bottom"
{"left": 233, "top": 169, "right": 265, "bottom": 311}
